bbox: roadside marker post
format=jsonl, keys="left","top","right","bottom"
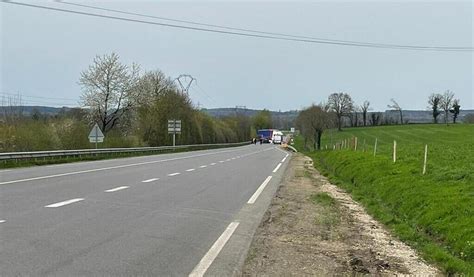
{"left": 423, "top": 144, "right": 428, "bottom": 175}
{"left": 393, "top": 140, "right": 397, "bottom": 163}
{"left": 373, "top": 138, "right": 378, "bottom": 157}
{"left": 354, "top": 137, "right": 358, "bottom": 151}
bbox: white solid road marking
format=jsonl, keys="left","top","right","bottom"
{"left": 273, "top": 163, "right": 282, "bottom": 173}
{"left": 105, "top": 186, "right": 129, "bottom": 192}
{"left": 0, "top": 220, "right": 5, "bottom": 223}
{"left": 45, "top": 198, "right": 84, "bottom": 208}
{"left": 199, "top": 165, "right": 207, "bottom": 168}
{"left": 247, "top": 176, "right": 273, "bottom": 204}
{"left": 189, "top": 221, "right": 240, "bottom": 277}
{"left": 186, "top": 168, "right": 196, "bottom": 172}
{"left": 168, "top": 172, "right": 181, "bottom": 177}
{"left": 142, "top": 178, "right": 159, "bottom": 183}
{"left": 210, "top": 163, "right": 216, "bottom": 166}
{"left": 0, "top": 147, "right": 259, "bottom": 185}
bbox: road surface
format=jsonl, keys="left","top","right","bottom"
{"left": 0, "top": 144, "right": 290, "bottom": 276}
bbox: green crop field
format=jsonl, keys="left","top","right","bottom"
{"left": 296, "top": 124, "right": 474, "bottom": 274}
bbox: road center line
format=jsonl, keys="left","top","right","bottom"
{"left": 247, "top": 176, "right": 273, "bottom": 204}
{"left": 168, "top": 172, "right": 181, "bottom": 176}
{"left": 189, "top": 221, "right": 240, "bottom": 277}
{"left": 142, "top": 178, "right": 159, "bottom": 183}
{"left": 0, "top": 220, "right": 5, "bottom": 223}
{"left": 209, "top": 163, "right": 216, "bottom": 166}
{"left": 219, "top": 161, "right": 224, "bottom": 163}
{"left": 105, "top": 186, "right": 129, "bottom": 192}
{"left": 186, "top": 168, "right": 196, "bottom": 172}
{"left": 225, "top": 159, "right": 231, "bottom": 162}
{"left": 45, "top": 198, "right": 84, "bottom": 208}
{"left": 273, "top": 163, "right": 282, "bottom": 173}
{"left": 199, "top": 165, "right": 207, "bottom": 168}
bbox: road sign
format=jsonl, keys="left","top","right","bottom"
{"left": 168, "top": 119, "right": 182, "bottom": 146}
{"left": 88, "top": 124, "right": 104, "bottom": 147}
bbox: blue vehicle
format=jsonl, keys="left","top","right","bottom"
{"left": 257, "top": 129, "right": 274, "bottom": 143}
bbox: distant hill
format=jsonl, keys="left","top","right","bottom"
{"left": 2, "top": 106, "right": 473, "bottom": 125}
{"left": 383, "top": 109, "right": 474, "bottom": 124}
{"left": 0, "top": 106, "right": 72, "bottom": 116}
{"left": 201, "top": 108, "right": 299, "bottom": 129}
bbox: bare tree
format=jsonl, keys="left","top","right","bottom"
{"left": 387, "top": 98, "right": 403, "bottom": 125}
{"left": 370, "top": 112, "right": 382, "bottom": 126}
{"left": 450, "top": 99, "right": 461, "bottom": 124}
{"left": 79, "top": 53, "right": 140, "bottom": 134}
{"left": 327, "top": 92, "right": 353, "bottom": 131}
{"left": 439, "top": 90, "right": 455, "bottom": 125}
{"left": 361, "top": 100, "right": 370, "bottom": 126}
{"left": 428, "top": 93, "right": 442, "bottom": 124}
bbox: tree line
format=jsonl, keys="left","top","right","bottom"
{"left": 0, "top": 53, "right": 276, "bottom": 152}
{"left": 297, "top": 91, "right": 465, "bottom": 151}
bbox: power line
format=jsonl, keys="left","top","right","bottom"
{"left": 0, "top": 91, "right": 80, "bottom": 102}
{"left": 2, "top": 1, "right": 472, "bottom": 52}
{"left": 57, "top": 0, "right": 474, "bottom": 51}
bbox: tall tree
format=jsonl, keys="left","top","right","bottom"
{"left": 361, "top": 100, "right": 370, "bottom": 126}
{"left": 428, "top": 93, "right": 442, "bottom": 124}
{"left": 440, "top": 90, "right": 455, "bottom": 125}
{"left": 327, "top": 92, "right": 353, "bottom": 131}
{"left": 79, "top": 53, "right": 140, "bottom": 134}
{"left": 252, "top": 109, "right": 272, "bottom": 130}
{"left": 296, "top": 104, "right": 332, "bottom": 150}
{"left": 450, "top": 99, "right": 461, "bottom": 124}
{"left": 387, "top": 98, "right": 403, "bottom": 124}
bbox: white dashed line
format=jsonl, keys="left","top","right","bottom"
{"left": 45, "top": 198, "right": 84, "bottom": 208}
{"left": 273, "top": 163, "right": 282, "bottom": 173}
{"left": 199, "top": 165, "right": 207, "bottom": 168}
{"left": 0, "top": 220, "right": 5, "bottom": 223}
{"left": 210, "top": 163, "right": 216, "bottom": 166}
{"left": 105, "top": 186, "right": 129, "bottom": 192}
{"left": 247, "top": 176, "right": 272, "bottom": 204}
{"left": 231, "top": 157, "right": 236, "bottom": 160}
{"left": 226, "top": 159, "right": 231, "bottom": 162}
{"left": 186, "top": 168, "right": 196, "bottom": 172}
{"left": 0, "top": 147, "right": 251, "bottom": 185}
{"left": 168, "top": 172, "right": 181, "bottom": 177}
{"left": 189, "top": 221, "right": 240, "bottom": 277}
{"left": 219, "top": 161, "right": 225, "bottom": 163}
{"left": 142, "top": 178, "right": 159, "bottom": 183}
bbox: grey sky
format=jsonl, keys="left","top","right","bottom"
{"left": 1, "top": 1, "right": 473, "bottom": 111}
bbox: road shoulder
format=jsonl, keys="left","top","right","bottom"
{"left": 241, "top": 153, "right": 440, "bottom": 276}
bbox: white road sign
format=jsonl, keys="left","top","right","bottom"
{"left": 88, "top": 123, "right": 105, "bottom": 143}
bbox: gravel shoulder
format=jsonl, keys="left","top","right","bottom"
{"left": 241, "top": 153, "right": 440, "bottom": 276}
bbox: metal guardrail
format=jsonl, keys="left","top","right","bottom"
{"left": 0, "top": 142, "right": 250, "bottom": 161}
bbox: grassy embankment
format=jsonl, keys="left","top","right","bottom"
{"left": 296, "top": 124, "right": 474, "bottom": 275}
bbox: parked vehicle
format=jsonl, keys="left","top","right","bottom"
{"left": 272, "top": 131, "right": 283, "bottom": 144}
{"left": 257, "top": 129, "right": 274, "bottom": 143}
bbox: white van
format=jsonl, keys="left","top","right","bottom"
{"left": 272, "top": 131, "right": 283, "bottom": 144}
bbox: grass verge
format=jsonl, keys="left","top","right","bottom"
{"left": 296, "top": 124, "right": 474, "bottom": 275}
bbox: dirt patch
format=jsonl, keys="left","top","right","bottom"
{"left": 241, "top": 154, "right": 440, "bottom": 276}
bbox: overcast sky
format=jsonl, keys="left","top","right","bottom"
{"left": 1, "top": 0, "right": 473, "bottom": 111}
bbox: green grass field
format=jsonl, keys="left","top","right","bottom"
{"left": 296, "top": 124, "right": 474, "bottom": 274}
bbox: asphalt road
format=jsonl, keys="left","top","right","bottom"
{"left": 0, "top": 144, "right": 290, "bottom": 276}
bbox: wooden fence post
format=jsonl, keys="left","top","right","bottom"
{"left": 373, "top": 138, "right": 378, "bottom": 157}
{"left": 393, "top": 140, "right": 397, "bottom": 163}
{"left": 423, "top": 144, "right": 428, "bottom": 175}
